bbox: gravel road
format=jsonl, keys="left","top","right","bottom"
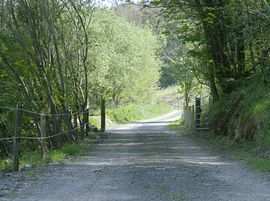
{"left": 1, "top": 110, "right": 270, "bottom": 201}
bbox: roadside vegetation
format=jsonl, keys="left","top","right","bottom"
{"left": 0, "top": 143, "right": 85, "bottom": 173}
{"left": 2, "top": 0, "right": 270, "bottom": 173}
{"left": 0, "top": 2, "right": 163, "bottom": 172}
{"left": 107, "top": 102, "right": 173, "bottom": 124}
{"left": 91, "top": 87, "right": 178, "bottom": 126}
{"left": 150, "top": 0, "right": 270, "bottom": 169}
{"left": 170, "top": 119, "right": 270, "bottom": 172}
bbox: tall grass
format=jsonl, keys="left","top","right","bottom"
{"left": 1, "top": 143, "right": 85, "bottom": 172}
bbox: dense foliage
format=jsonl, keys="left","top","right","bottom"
{"left": 150, "top": 0, "right": 270, "bottom": 143}
{"left": 0, "top": 1, "right": 161, "bottom": 158}
{"left": 89, "top": 10, "right": 160, "bottom": 106}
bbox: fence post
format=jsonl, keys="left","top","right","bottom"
{"left": 101, "top": 99, "right": 106, "bottom": 132}
{"left": 73, "top": 113, "right": 78, "bottom": 141}
{"left": 13, "top": 103, "right": 21, "bottom": 172}
{"left": 40, "top": 114, "right": 46, "bottom": 160}
{"left": 191, "top": 105, "right": 195, "bottom": 129}
{"left": 81, "top": 109, "right": 89, "bottom": 140}
{"left": 85, "top": 109, "right": 89, "bottom": 135}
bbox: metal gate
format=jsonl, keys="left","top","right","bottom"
{"left": 195, "top": 96, "right": 210, "bottom": 131}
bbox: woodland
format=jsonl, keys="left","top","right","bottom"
{"left": 1, "top": 0, "right": 270, "bottom": 169}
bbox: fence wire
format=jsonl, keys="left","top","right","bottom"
{"left": 0, "top": 105, "right": 90, "bottom": 142}
{"left": 0, "top": 123, "right": 89, "bottom": 142}
{"left": 0, "top": 106, "right": 88, "bottom": 116}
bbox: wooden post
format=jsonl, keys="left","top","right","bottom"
{"left": 13, "top": 104, "right": 21, "bottom": 172}
{"left": 101, "top": 99, "right": 106, "bottom": 132}
{"left": 40, "top": 114, "right": 46, "bottom": 160}
{"left": 82, "top": 109, "right": 89, "bottom": 139}
{"left": 191, "top": 105, "right": 195, "bottom": 129}
{"left": 73, "top": 113, "right": 78, "bottom": 141}
{"left": 85, "top": 109, "right": 89, "bottom": 135}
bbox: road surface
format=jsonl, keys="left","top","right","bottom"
{"left": 1, "top": 111, "right": 270, "bottom": 201}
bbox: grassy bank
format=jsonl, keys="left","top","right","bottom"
{"left": 105, "top": 87, "right": 178, "bottom": 124}
{"left": 0, "top": 132, "right": 105, "bottom": 173}
{"left": 0, "top": 143, "right": 85, "bottom": 173}
{"left": 170, "top": 119, "right": 270, "bottom": 172}
{"left": 202, "top": 133, "right": 270, "bottom": 172}
{"left": 107, "top": 102, "right": 173, "bottom": 124}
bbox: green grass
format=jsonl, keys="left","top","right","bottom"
{"left": 89, "top": 117, "right": 100, "bottom": 128}
{"left": 0, "top": 159, "right": 12, "bottom": 172}
{"left": 61, "top": 143, "right": 84, "bottom": 156}
{"left": 198, "top": 133, "right": 270, "bottom": 173}
{"left": 170, "top": 118, "right": 270, "bottom": 173}
{"left": 169, "top": 118, "right": 185, "bottom": 132}
{"left": 20, "top": 151, "right": 44, "bottom": 167}
{"left": 0, "top": 143, "right": 85, "bottom": 173}
{"left": 246, "top": 158, "right": 270, "bottom": 172}
{"left": 90, "top": 87, "right": 178, "bottom": 124}
{"left": 48, "top": 150, "right": 66, "bottom": 162}
{"left": 199, "top": 73, "right": 270, "bottom": 173}
{"left": 107, "top": 102, "right": 173, "bottom": 124}
{"left": 154, "top": 86, "right": 179, "bottom": 99}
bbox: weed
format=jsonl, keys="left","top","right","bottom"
{"left": 89, "top": 117, "right": 100, "bottom": 128}
{"left": 169, "top": 118, "right": 185, "bottom": 132}
{"left": 27, "top": 169, "right": 36, "bottom": 177}
{"left": 48, "top": 150, "right": 66, "bottom": 162}
{"left": 0, "top": 159, "right": 12, "bottom": 172}
{"left": 61, "top": 143, "right": 84, "bottom": 156}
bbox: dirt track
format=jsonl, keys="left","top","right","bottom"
{"left": 1, "top": 111, "right": 270, "bottom": 201}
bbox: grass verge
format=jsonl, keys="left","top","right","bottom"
{"left": 1, "top": 139, "right": 93, "bottom": 173}
{"left": 170, "top": 118, "right": 270, "bottom": 173}
{"left": 19, "top": 143, "right": 85, "bottom": 168}
{"left": 107, "top": 102, "right": 173, "bottom": 124}
{"left": 169, "top": 118, "right": 185, "bottom": 132}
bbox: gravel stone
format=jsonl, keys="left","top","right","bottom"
{"left": 1, "top": 111, "right": 270, "bottom": 201}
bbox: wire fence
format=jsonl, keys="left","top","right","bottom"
{"left": 0, "top": 123, "right": 89, "bottom": 141}
{"left": 0, "top": 105, "right": 91, "bottom": 171}
{"left": 0, "top": 106, "right": 89, "bottom": 116}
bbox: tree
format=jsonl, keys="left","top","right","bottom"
{"left": 0, "top": 0, "right": 94, "bottom": 153}
{"left": 150, "top": 0, "right": 270, "bottom": 98}
{"left": 88, "top": 10, "right": 160, "bottom": 106}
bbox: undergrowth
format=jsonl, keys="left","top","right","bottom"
{"left": 1, "top": 143, "right": 85, "bottom": 173}
{"left": 206, "top": 73, "right": 270, "bottom": 172}
{"left": 171, "top": 116, "right": 270, "bottom": 172}
{"left": 91, "top": 87, "right": 178, "bottom": 124}
{"left": 203, "top": 133, "right": 270, "bottom": 172}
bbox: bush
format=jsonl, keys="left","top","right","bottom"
{"left": 0, "top": 159, "right": 12, "bottom": 172}
{"left": 209, "top": 73, "right": 270, "bottom": 151}
{"left": 48, "top": 150, "right": 66, "bottom": 162}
